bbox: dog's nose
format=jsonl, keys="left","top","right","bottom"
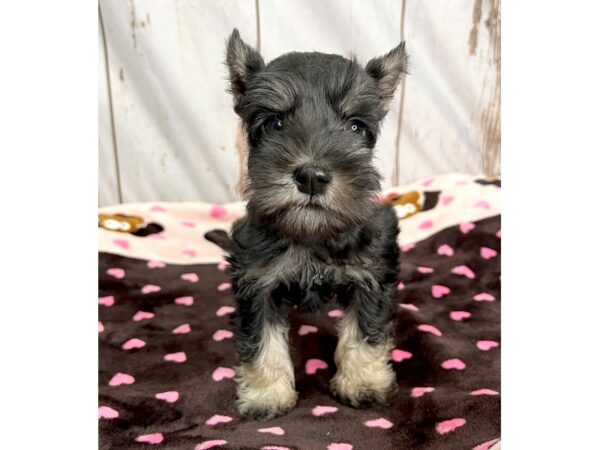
{"left": 294, "top": 165, "right": 331, "bottom": 196}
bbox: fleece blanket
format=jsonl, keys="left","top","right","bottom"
{"left": 99, "top": 174, "right": 500, "bottom": 450}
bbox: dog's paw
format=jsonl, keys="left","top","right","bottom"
{"left": 236, "top": 383, "right": 297, "bottom": 421}
{"left": 330, "top": 372, "right": 397, "bottom": 409}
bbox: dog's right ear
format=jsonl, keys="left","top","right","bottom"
{"left": 225, "top": 29, "right": 265, "bottom": 106}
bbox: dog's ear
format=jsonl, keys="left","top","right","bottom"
{"left": 225, "top": 29, "right": 265, "bottom": 105}
{"left": 365, "top": 42, "right": 408, "bottom": 106}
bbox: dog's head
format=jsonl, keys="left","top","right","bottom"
{"left": 225, "top": 29, "right": 407, "bottom": 239}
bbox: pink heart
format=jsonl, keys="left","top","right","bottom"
{"left": 113, "top": 239, "right": 130, "bottom": 249}
{"left": 312, "top": 405, "right": 338, "bottom": 416}
{"left": 401, "top": 242, "right": 415, "bottom": 252}
{"left": 164, "top": 351, "right": 186, "bottom": 363}
{"left": 217, "top": 282, "right": 232, "bottom": 291}
{"left": 172, "top": 323, "right": 191, "bottom": 334}
{"left": 399, "top": 303, "right": 419, "bottom": 311}
{"left": 99, "top": 295, "right": 115, "bottom": 307}
{"left": 141, "top": 284, "right": 161, "bottom": 294}
{"left": 196, "top": 440, "right": 228, "bottom": 450}
{"left": 210, "top": 204, "right": 227, "bottom": 219}
{"left": 305, "top": 358, "right": 328, "bottom": 375}
{"left": 213, "top": 329, "right": 234, "bottom": 341}
{"left": 136, "top": 433, "right": 164, "bottom": 445}
{"left": 182, "top": 249, "right": 197, "bottom": 257}
{"left": 328, "top": 309, "right": 344, "bottom": 318}
{"left": 328, "top": 444, "right": 353, "bottom": 450}
{"left": 411, "top": 387, "right": 434, "bottom": 398}
{"left": 364, "top": 418, "right": 393, "bottom": 429}
{"left": 475, "top": 200, "right": 491, "bottom": 210}
{"left": 147, "top": 259, "right": 166, "bottom": 269}
{"left": 451, "top": 265, "right": 476, "bottom": 279}
{"left": 419, "top": 220, "right": 433, "bottom": 230}
{"left": 122, "top": 338, "right": 146, "bottom": 350}
{"left": 477, "top": 340, "right": 499, "bottom": 351}
{"left": 181, "top": 221, "right": 196, "bottom": 228}
{"left": 450, "top": 311, "right": 471, "bottom": 321}
{"left": 181, "top": 273, "right": 199, "bottom": 283}
{"left": 262, "top": 447, "right": 291, "bottom": 450}
{"left": 150, "top": 205, "right": 166, "bottom": 212}
{"left": 155, "top": 391, "right": 179, "bottom": 403}
{"left": 459, "top": 222, "right": 475, "bottom": 234}
{"left": 216, "top": 306, "right": 235, "bottom": 316}
{"left": 175, "top": 296, "right": 194, "bottom": 306}
{"left": 473, "top": 292, "right": 495, "bottom": 302}
{"left": 98, "top": 405, "right": 119, "bottom": 419}
{"left": 441, "top": 358, "right": 466, "bottom": 370}
{"left": 480, "top": 247, "right": 498, "bottom": 259}
{"left": 149, "top": 233, "right": 166, "bottom": 240}
{"left": 392, "top": 349, "right": 413, "bottom": 362}
{"left": 421, "top": 178, "right": 434, "bottom": 186}
{"left": 496, "top": 229, "right": 501, "bottom": 238}
{"left": 431, "top": 285, "right": 451, "bottom": 298}
{"left": 470, "top": 389, "right": 499, "bottom": 396}
{"left": 132, "top": 311, "right": 154, "bottom": 322}
{"left": 417, "top": 266, "right": 434, "bottom": 274}
{"left": 108, "top": 372, "right": 135, "bottom": 386}
{"left": 474, "top": 438, "right": 501, "bottom": 450}
{"left": 436, "top": 418, "right": 466, "bottom": 434}
{"left": 217, "top": 260, "right": 230, "bottom": 271}
{"left": 397, "top": 281, "right": 406, "bottom": 290}
{"left": 205, "top": 414, "right": 233, "bottom": 425}
{"left": 212, "top": 366, "right": 235, "bottom": 381}
{"left": 258, "top": 426, "right": 285, "bottom": 436}
{"left": 418, "top": 324, "right": 442, "bottom": 336}
{"left": 107, "top": 268, "right": 125, "bottom": 279}
{"left": 98, "top": 321, "right": 104, "bottom": 332}
{"left": 437, "top": 244, "right": 454, "bottom": 256}
{"left": 441, "top": 195, "right": 454, "bottom": 206}
{"left": 298, "top": 324, "right": 318, "bottom": 336}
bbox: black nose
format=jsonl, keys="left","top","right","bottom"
{"left": 294, "top": 165, "right": 331, "bottom": 196}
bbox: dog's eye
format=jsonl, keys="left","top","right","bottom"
{"left": 345, "top": 119, "right": 366, "bottom": 134}
{"left": 264, "top": 116, "right": 284, "bottom": 131}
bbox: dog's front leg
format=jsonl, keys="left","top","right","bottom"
{"left": 234, "top": 286, "right": 297, "bottom": 420}
{"left": 330, "top": 283, "right": 397, "bottom": 408}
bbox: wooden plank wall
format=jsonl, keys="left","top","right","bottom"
{"left": 99, "top": 0, "right": 500, "bottom": 206}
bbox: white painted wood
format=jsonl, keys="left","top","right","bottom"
{"left": 258, "top": 0, "right": 403, "bottom": 188}
{"left": 99, "top": 0, "right": 257, "bottom": 203}
{"left": 397, "top": 0, "right": 501, "bottom": 183}
{"left": 98, "top": 15, "right": 121, "bottom": 207}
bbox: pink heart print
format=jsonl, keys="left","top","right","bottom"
{"left": 431, "top": 285, "right": 451, "bottom": 298}
{"left": 98, "top": 295, "right": 115, "bottom": 307}
{"left": 150, "top": 205, "right": 166, "bottom": 212}
{"left": 181, "top": 273, "right": 199, "bottom": 283}
{"left": 172, "top": 323, "right": 191, "bottom": 334}
{"left": 155, "top": 391, "right": 179, "bottom": 403}
{"left": 147, "top": 259, "right": 166, "bottom": 269}
{"left": 327, "top": 444, "right": 353, "bottom": 450}
{"left": 205, "top": 414, "right": 233, "bottom": 425}
{"left": 182, "top": 249, "right": 197, "bottom": 257}
{"left": 474, "top": 200, "right": 491, "bottom": 210}
{"left": 217, "top": 260, "right": 231, "bottom": 271}
{"left": 181, "top": 221, "right": 196, "bottom": 228}
{"left": 305, "top": 358, "right": 328, "bottom": 375}
{"left": 473, "top": 292, "right": 495, "bottom": 302}
{"left": 298, "top": 324, "right": 318, "bottom": 336}
{"left": 106, "top": 268, "right": 125, "bottom": 279}
{"left": 436, "top": 418, "right": 466, "bottom": 434}
{"left": 213, "top": 329, "right": 234, "bottom": 341}
{"left": 210, "top": 204, "right": 227, "bottom": 219}
{"left": 411, "top": 387, "right": 434, "bottom": 398}
{"left": 112, "top": 239, "right": 130, "bottom": 249}
{"left": 399, "top": 303, "right": 419, "bottom": 311}
{"left": 401, "top": 242, "right": 415, "bottom": 252}
{"left": 327, "top": 309, "right": 344, "bottom": 318}
{"left": 108, "top": 372, "right": 135, "bottom": 386}
{"left": 417, "top": 266, "right": 434, "bottom": 274}
{"left": 312, "top": 405, "right": 338, "bottom": 416}
{"left": 217, "top": 282, "right": 232, "bottom": 291}
{"left": 421, "top": 178, "right": 434, "bottom": 187}
{"left": 98, "top": 405, "right": 119, "bottom": 419}
{"left": 474, "top": 438, "right": 501, "bottom": 450}
{"left": 175, "top": 296, "right": 194, "bottom": 306}
{"left": 216, "top": 306, "right": 235, "bottom": 316}
{"left": 470, "top": 389, "right": 499, "bottom": 396}
{"left": 212, "top": 367, "right": 235, "bottom": 381}
{"left": 122, "top": 338, "right": 146, "bottom": 350}
{"left": 437, "top": 244, "right": 454, "bottom": 256}
{"left": 98, "top": 321, "right": 104, "bottom": 333}
{"left": 262, "top": 446, "right": 291, "bottom": 450}
{"left": 141, "top": 284, "right": 161, "bottom": 294}
{"left": 477, "top": 340, "right": 499, "bottom": 351}
{"left": 392, "top": 349, "right": 413, "bottom": 362}
{"left": 441, "top": 358, "right": 466, "bottom": 370}
{"left": 451, "top": 265, "right": 476, "bottom": 279}
{"left": 136, "top": 433, "right": 164, "bottom": 444}
{"left": 196, "top": 440, "right": 228, "bottom": 450}
{"left": 364, "top": 418, "right": 393, "bottom": 429}
{"left": 459, "top": 222, "right": 475, "bottom": 234}
{"left": 419, "top": 220, "right": 433, "bottom": 230}
{"left": 496, "top": 229, "right": 501, "bottom": 238}
{"left": 258, "top": 427, "right": 285, "bottom": 435}
{"left": 163, "top": 352, "right": 187, "bottom": 363}
{"left": 480, "top": 247, "right": 498, "bottom": 259}
{"left": 440, "top": 195, "right": 454, "bottom": 205}
{"left": 397, "top": 281, "right": 406, "bottom": 290}
{"left": 132, "top": 310, "right": 154, "bottom": 322}
{"left": 418, "top": 324, "right": 442, "bottom": 336}
{"left": 450, "top": 311, "right": 471, "bottom": 321}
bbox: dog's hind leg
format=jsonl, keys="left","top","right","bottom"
{"left": 234, "top": 287, "right": 297, "bottom": 420}
{"left": 330, "top": 283, "right": 397, "bottom": 408}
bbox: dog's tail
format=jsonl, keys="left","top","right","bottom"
{"left": 204, "top": 229, "right": 234, "bottom": 253}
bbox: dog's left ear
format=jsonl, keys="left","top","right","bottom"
{"left": 365, "top": 42, "right": 408, "bottom": 107}
{"left": 225, "top": 29, "right": 265, "bottom": 106}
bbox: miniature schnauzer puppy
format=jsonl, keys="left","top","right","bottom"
{"left": 210, "top": 29, "right": 408, "bottom": 420}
